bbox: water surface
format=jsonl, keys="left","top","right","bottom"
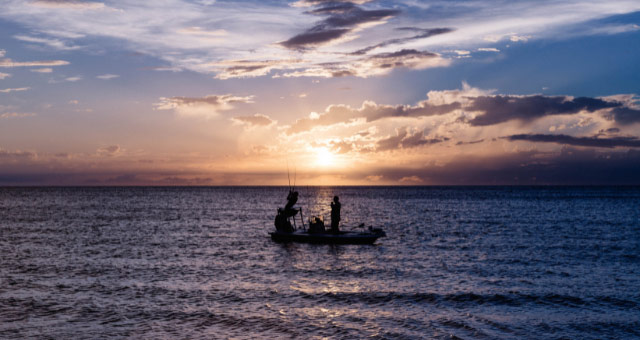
{"left": 1, "top": 186, "right": 639, "bottom": 339}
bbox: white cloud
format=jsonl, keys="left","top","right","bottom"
{"left": 477, "top": 47, "right": 500, "bottom": 52}
{"left": 399, "top": 176, "right": 423, "bottom": 183}
{"left": 587, "top": 23, "right": 640, "bottom": 35}
{"left": 0, "top": 60, "right": 69, "bottom": 67}
{"left": 97, "top": 144, "right": 121, "bottom": 157}
{"left": 0, "top": 72, "right": 10, "bottom": 79}
{"left": 178, "top": 26, "right": 227, "bottom": 37}
{"left": 0, "top": 51, "right": 69, "bottom": 68}
{"left": 510, "top": 35, "right": 531, "bottom": 42}
{"left": 14, "top": 35, "right": 80, "bottom": 50}
{"left": 31, "top": 0, "right": 106, "bottom": 10}
{"left": 0, "top": 112, "right": 36, "bottom": 119}
{"left": 231, "top": 113, "right": 276, "bottom": 128}
{"left": 31, "top": 68, "right": 53, "bottom": 73}
{"left": 96, "top": 74, "right": 119, "bottom": 80}
{"left": 155, "top": 94, "right": 254, "bottom": 119}
{"left": 0, "top": 87, "right": 30, "bottom": 93}
{"left": 0, "top": 0, "right": 637, "bottom": 80}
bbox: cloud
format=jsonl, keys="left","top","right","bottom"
{"left": 504, "top": 134, "right": 640, "bottom": 148}
{"left": 465, "top": 95, "right": 622, "bottom": 126}
{"left": 287, "top": 85, "right": 640, "bottom": 138}
{"left": 456, "top": 139, "right": 484, "bottom": 145}
{"left": 0, "top": 72, "right": 9, "bottom": 79}
{"left": 277, "top": 48, "right": 450, "bottom": 79}
{"left": 365, "top": 174, "right": 383, "bottom": 182}
{"left": 0, "top": 112, "right": 36, "bottom": 119}
{"left": 509, "top": 34, "right": 531, "bottom": 42}
{"left": 287, "top": 98, "right": 461, "bottom": 134}
{"left": 49, "top": 76, "right": 82, "bottom": 83}
{"left": 483, "top": 33, "right": 532, "bottom": 43}
{"left": 155, "top": 94, "right": 254, "bottom": 118}
{"left": 31, "top": 68, "right": 53, "bottom": 73}
{"left": 14, "top": 35, "right": 80, "bottom": 50}
{"left": 0, "top": 147, "right": 37, "bottom": 161}
{"left": 608, "top": 106, "right": 640, "bottom": 125}
{"left": 231, "top": 114, "right": 275, "bottom": 128}
{"left": 0, "top": 0, "right": 637, "bottom": 81}
{"left": 213, "top": 59, "right": 301, "bottom": 79}
{"left": 587, "top": 23, "right": 640, "bottom": 35}
{"left": 355, "top": 49, "right": 450, "bottom": 76}
{"left": 292, "top": 0, "right": 372, "bottom": 7}
{"left": 366, "top": 148, "right": 640, "bottom": 185}
{"left": 97, "top": 145, "right": 121, "bottom": 157}
{"left": 31, "top": 0, "right": 105, "bottom": 10}
{"left": 0, "top": 54, "right": 69, "bottom": 67}
{"left": 350, "top": 27, "right": 454, "bottom": 55}
{"left": 2, "top": 147, "right": 639, "bottom": 185}
{"left": 477, "top": 47, "right": 500, "bottom": 52}
{"left": 178, "top": 26, "right": 227, "bottom": 37}
{"left": 280, "top": 2, "right": 399, "bottom": 50}
{"left": 376, "top": 127, "right": 448, "bottom": 151}
{"left": 399, "top": 176, "right": 423, "bottom": 184}
{"left": 0, "top": 87, "right": 30, "bottom": 93}
{"left": 96, "top": 74, "right": 119, "bottom": 80}
{"left": 281, "top": 28, "right": 351, "bottom": 50}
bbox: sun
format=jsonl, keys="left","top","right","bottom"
{"left": 315, "top": 147, "right": 336, "bottom": 167}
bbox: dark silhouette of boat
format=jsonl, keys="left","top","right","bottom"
{"left": 272, "top": 190, "right": 386, "bottom": 244}
{"left": 271, "top": 171, "right": 385, "bottom": 244}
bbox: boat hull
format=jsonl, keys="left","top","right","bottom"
{"left": 270, "top": 229, "right": 385, "bottom": 245}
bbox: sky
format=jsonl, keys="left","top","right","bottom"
{"left": 0, "top": 0, "right": 639, "bottom": 185}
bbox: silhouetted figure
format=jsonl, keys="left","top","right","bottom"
{"left": 284, "top": 190, "right": 299, "bottom": 217}
{"left": 331, "top": 196, "right": 341, "bottom": 234}
{"left": 275, "top": 190, "right": 299, "bottom": 233}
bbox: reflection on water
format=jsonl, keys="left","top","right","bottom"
{"left": 1, "top": 186, "right": 639, "bottom": 339}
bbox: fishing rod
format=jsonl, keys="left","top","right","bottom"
{"left": 287, "top": 159, "right": 291, "bottom": 191}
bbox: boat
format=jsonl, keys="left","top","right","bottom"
{"left": 272, "top": 199, "right": 386, "bottom": 244}
{"left": 271, "top": 175, "right": 385, "bottom": 244}
{"left": 270, "top": 227, "right": 386, "bottom": 245}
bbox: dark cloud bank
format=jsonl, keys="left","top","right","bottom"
{"left": 466, "top": 95, "right": 623, "bottom": 126}
{"left": 505, "top": 134, "right": 640, "bottom": 148}
{"left": 1, "top": 148, "right": 638, "bottom": 185}
{"left": 365, "top": 148, "right": 640, "bottom": 185}
{"left": 288, "top": 93, "right": 640, "bottom": 134}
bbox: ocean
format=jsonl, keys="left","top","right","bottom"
{"left": 1, "top": 186, "right": 639, "bottom": 339}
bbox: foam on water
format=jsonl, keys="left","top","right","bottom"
{"left": 1, "top": 187, "right": 639, "bottom": 339}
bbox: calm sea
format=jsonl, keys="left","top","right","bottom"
{"left": 1, "top": 186, "right": 639, "bottom": 339}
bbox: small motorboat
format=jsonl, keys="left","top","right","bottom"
{"left": 270, "top": 227, "right": 386, "bottom": 245}
{"left": 272, "top": 183, "right": 386, "bottom": 245}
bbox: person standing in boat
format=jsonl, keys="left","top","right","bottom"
{"left": 331, "top": 196, "right": 341, "bottom": 233}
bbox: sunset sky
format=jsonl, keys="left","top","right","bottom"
{"left": 1, "top": 0, "right": 639, "bottom": 185}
